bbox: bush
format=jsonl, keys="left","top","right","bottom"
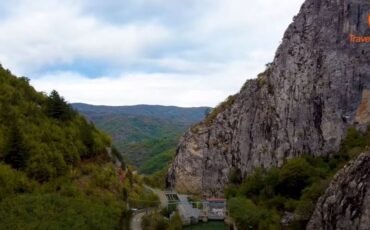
{"left": 228, "top": 197, "right": 279, "bottom": 230}
{"left": 169, "top": 212, "right": 182, "bottom": 230}
{"left": 204, "top": 95, "right": 237, "bottom": 125}
{"left": 0, "top": 164, "right": 35, "bottom": 201}
{"left": 26, "top": 149, "right": 67, "bottom": 182}
{"left": 142, "top": 212, "right": 169, "bottom": 230}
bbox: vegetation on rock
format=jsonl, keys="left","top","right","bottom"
{"left": 226, "top": 126, "right": 370, "bottom": 229}
{"left": 204, "top": 95, "right": 237, "bottom": 126}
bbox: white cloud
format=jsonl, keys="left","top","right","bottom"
{"left": 0, "top": 0, "right": 170, "bottom": 74}
{"left": 31, "top": 72, "right": 224, "bottom": 107}
{"left": 31, "top": 48, "right": 273, "bottom": 107}
{"left": 0, "top": 0, "right": 305, "bottom": 106}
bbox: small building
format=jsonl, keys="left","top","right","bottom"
{"left": 205, "top": 198, "right": 226, "bottom": 220}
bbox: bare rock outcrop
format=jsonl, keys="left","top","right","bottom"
{"left": 307, "top": 151, "right": 370, "bottom": 230}
{"left": 167, "top": 0, "right": 370, "bottom": 196}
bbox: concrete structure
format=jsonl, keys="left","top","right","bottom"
{"left": 177, "top": 195, "right": 201, "bottom": 225}
{"left": 204, "top": 198, "right": 226, "bottom": 220}
{"left": 164, "top": 192, "right": 227, "bottom": 225}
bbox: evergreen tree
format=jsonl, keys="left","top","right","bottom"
{"left": 46, "top": 90, "right": 75, "bottom": 121}
{"left": 80, "top": 120, "right": 95, "bottom": 158}
{"left": 4, "top": 123, "right": 28, "bottom": 169}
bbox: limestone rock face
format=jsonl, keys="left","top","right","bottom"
{"left": 168, "top": 0, "right": 370, "bottom": 196}
{"left": 307, "top": 152, "right": 370, "bottom": 230}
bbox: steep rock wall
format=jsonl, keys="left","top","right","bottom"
{"left": 168, "top": 0, "right": 370, "bottom": 196}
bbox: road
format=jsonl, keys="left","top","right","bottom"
{"left": 131, "top": 211, "right": 146, "bottom": 230}
{"left": 130, "top": 185, "right": 165, "bottom": 230}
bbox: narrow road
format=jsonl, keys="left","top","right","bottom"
{"left": 131, "top": 211, "right": 146, "bottom": 230}
{"left": 130, "top": 185, "right": 165, "bottom": 230}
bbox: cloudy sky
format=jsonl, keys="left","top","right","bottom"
{"left": 0, "top": 0, "right": 304, "bottom": 107}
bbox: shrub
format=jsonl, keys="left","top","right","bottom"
{"left": 228, "top": 197, "right": 279, "bottom": 230}
{"left": 0, "top": 164, "right": 35, "bottom": 201}
{"left": 169, "top": 212, "right": 182, "bottom": 230}
{"left": 204, "top": 95, "right": 237, "bottom": 125}
{"left": 142, "top": 212, "right": 169, "bottom": 230}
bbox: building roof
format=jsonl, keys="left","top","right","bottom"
{"left": 207, "top": 198, "right": 225, "bottom": 202}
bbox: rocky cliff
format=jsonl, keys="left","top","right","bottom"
{"left": 167, "top": 0, "right": 370, "bottom": 196}
{"left": 307, "top": 151, "right": 370, "bottom": 230}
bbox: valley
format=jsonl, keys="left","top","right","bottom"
{"left": 73, "top": 103, "right": 209, "bottom": 174}
{"left": 0, "top": 0, "right": 369, "bottom": 229}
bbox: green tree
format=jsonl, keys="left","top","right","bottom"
{"left": 4, "top": 123, "right": 28, "bottom": 169}
{"left": 46, "top": 90, "right": 75, "bottom": 121}
{"left": 80, "top": 120, "right": 95, "bottom": 158}
{"left": 228, "top": 197, "right": 279, "bottom": 230}
{"left": 276, "top": 158, "right": 314, "bottom": 198}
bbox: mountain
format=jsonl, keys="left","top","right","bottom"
{"left": 168, "top": 0, "right": 370, "bottom": 196}
{"left": 72, "top": 103, "right": 209, "bottom": 173}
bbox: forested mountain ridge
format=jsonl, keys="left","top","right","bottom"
{"left": 72, "top": 103, "right": 210, "bottom": 123}
{"left": 0, "top": 65, "right": 148, "bottom": 229}
{"left": 73, "top": 103, "right": 209, "bottom": 174}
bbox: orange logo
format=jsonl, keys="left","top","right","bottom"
{"left": 368, "top": 13, "right": 370, "bottom": 27}
{"left": 349, "top": 34, "right": 370, "bottom": 43}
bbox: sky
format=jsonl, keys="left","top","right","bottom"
{"left": 0, "top": 0, "right": 305, "bottom": 107}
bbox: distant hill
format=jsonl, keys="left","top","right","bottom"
{"left": 72, "top": 103, "right": 210, "bottom": 174}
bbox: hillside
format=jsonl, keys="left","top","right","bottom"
{"left": 0, "top": 65, "right": 156, "bottom": 229}
{"left": 72, "top": 103, "right": 209, "bottom": 173}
